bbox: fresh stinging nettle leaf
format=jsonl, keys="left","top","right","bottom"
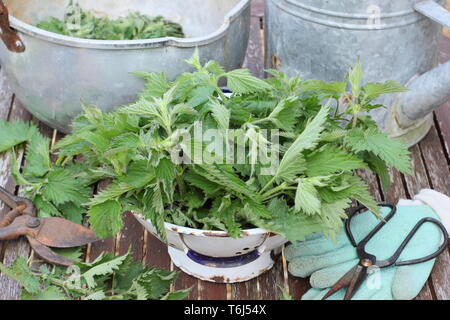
{"left": 0, "top": 55, "right": 411, "bottom": 243}
{"left": 42, "top": 169, "right": 90, "bottom": 206}
{"left": 224, "top": 69, "right": 272, "bottom": 94}
{"left": 0, "top": 257, "right": 40, "bottom": 294}
{"left": 345, "top": 127, "right": 411, "bottom": 175}
{"left": 295, "top": 179, "right": 322, "bottom": 215}
{"left": 87, "top": 200, "right": 123, "bottom": 239}
{"left": 0, "top": 120, "right": 38, "bottom": 153}
{"left": 361, "top": 81, "right": 408, "bottom": 103}
{"left": 23, "top": 132, "right": 52, "bottom": 178}
{"left": 305, "top": 145, "right": 367, "bottom": 177}
{"left": 274, "top": 104, "right": 330, "bottom": 182}
{"left": 0, "top": 251, "right": 188, "bottom": 300}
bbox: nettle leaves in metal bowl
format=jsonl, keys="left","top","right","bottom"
{"left": 35, "top": 1, "right": 184, "bottom": 40}
{"left": 0, "top": 53, "right": 411, "bottom": 242}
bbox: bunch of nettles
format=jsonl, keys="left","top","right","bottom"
{"left": 36, "top": 1, "right": 184, "bottom": 40}
{"left": 0, "top": 53, "right": 411, "bottom": 243}
{"left": 0, "top": 250, "right": 188, "bottom": 300}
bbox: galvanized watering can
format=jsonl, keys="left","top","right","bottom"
{"left": 0, "top": 0, "right": 251, "bottom": 133}
{"left": 265, "top": 0, "right": 450, "bottom": 146}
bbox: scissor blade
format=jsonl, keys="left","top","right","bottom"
{"left": 27, "top": 236, "right": 73, "bottom": 266}
{"left": 322, "top": 265, "right": 358, "bottom": 300}
{"left": 344, "top": 264, "right": 369, "bottom": 300}
{"left": 36, "top": 217, "right": 98, "bottom": 248}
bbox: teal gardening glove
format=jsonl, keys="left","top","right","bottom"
{"left": 286, "top": 189, "right": 450, "bottom": 300}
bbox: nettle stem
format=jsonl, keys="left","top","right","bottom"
{"left": 31, "top": 272, "right": 90, "bottom": 296}
{"left": 251, "top": 118, "right": 270, "bottom": 126}
{"left": 259, "top": 176, "right": 276, "bottom": 195}
{"left": 262, "top": 184, "right": 296, "bottom": 201}
{"left": 352, "top": 114, "right": 358, "bottom": 128}
{"left": 261, "top": 182, "right": 286, "bottom": 199}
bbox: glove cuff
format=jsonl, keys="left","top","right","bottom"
{"left": 413, "top": 189, "right": 450, "bottom": 234}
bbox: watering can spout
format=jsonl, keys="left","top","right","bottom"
{"left": 395, "top": 60, "right": 450, "bottom": 128}
{"left": 388, "top": 60, "right": 450, "bottom": 146}
{"left": 386, "top": 0, "right": 450, "bottom": 146}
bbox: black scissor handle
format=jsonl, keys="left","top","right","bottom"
{"left": 345, "top": 202, "right": 449, "bottom": 268}
{"left": 384, "top": 217, "right": 448, "bottom": 267}
{"left": 345, "top": 202, "right": 396, "bottom": 248}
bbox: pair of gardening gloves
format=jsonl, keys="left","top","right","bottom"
{"left": 286, "top": 189, "right": 450, "bottom": 300}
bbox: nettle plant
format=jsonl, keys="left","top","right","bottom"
{"left": 1, "top": 53, "right": 411, "bottom": 242}
{"left": 35, "top": 1, "right": 184, "bottom": 40}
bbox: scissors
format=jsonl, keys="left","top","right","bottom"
{"left": 0, "top": 186, "right": 98, "bottom": 266}
{"left": 322, "top": 202, "right": 449, "bottom": 300}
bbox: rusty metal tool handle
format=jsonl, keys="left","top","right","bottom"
{"left": 0, "top": 204, "right": 26, "bottom": 227}
{"left": 0, "top": 223, "right": 30, "bottom": 240}
{"left": 0, "top": 0, "right": 25, "bottom": 52}
{"left": 0, "top": 186, "right": 36, "bottom": 217}
{"left": 0, "top": 185, "right": 19, "bottom": 209}
{"left": 0, "top": 215, "right": 40, "bottom": 241}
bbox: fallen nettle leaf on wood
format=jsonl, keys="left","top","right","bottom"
{"left": 0, "top": 249, "right": 189, "bottom": 300}
{"left": 0, "top": 52, "right": 411, "bottom": 244}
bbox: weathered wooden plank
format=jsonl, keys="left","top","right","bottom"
{"left": 357, "top": 169, "right": 383, "bottom": 202}
{"left": 403, "top": 145, "right": 432, "bottom": 196}
{"left": 401, "top": 145, "right": 435, "bottom": 300}
{"left": 419, "top": 125, "right": 450, "bottom": 194}
{"left": 231, "top": 276, "right": 259, "bottom": 299}
{"left": 257, "top": 254, "right": 285, "bottom": 299}
{"left": 229, "top": 253, "right": 285, "bottom": 300}
{"left": 174, "top": 267, "right": 199, "bottom": 300}
{"left": 117, "top": 211, "right": 145, "bottom": 262}
{"left": 434, "top": 104, "right": 450, "bottom": 161}
{"left": 87, "top": 238, "right": 115, "bottom": 262}
{"left": 415, "top": 280, "right": 435, "bottom": 300}
{"left": 0, "top": 99, "right": 33, "bottom": 300}
{"left": 251, "top": 0, "right": 264, "bottom": 17}
{"left": 198, "top": 281, "right": 227, "bottom": 300}
{"left": 418, "top": 125, "right": 450, "bottom": 300}
{"left": 144, "top": 233, "right": 171, "bottom": 269}
{"left": 287, "top": 273, "right": 310, "bottom": 300}
{"left": 385, "top": 168, "right": 407, "bottom": 203}
{"left": 144, "top": 234, "right": 198, "bottom": 299}
{"left": 243, "top": 16, "right": 264, "bottom": 78}
{"left": 0, "top": 71, "right": 15, "bottom": 265}
{"left": 142, "top": 229, "right": 202, "bottom": 299}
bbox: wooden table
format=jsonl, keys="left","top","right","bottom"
{"left": 0, "top": 0, "right": 449, "bottom": 300}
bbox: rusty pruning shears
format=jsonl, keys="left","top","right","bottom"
{"left": 322, "top": 203, "right": 449, "bottom": 300}
{"left": 0, "top": 186, "right": 98, "bottom": 266}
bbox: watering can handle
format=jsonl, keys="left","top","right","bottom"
{"left": 415, "top": 0, "right": 450, "bottom": 29}
{"left": 0, "top": 0, "right": 25, "bottom": 53}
